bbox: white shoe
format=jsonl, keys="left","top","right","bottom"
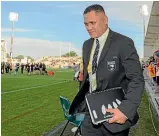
{"left": 71, "top": 127, "right": 78, "bottom": 133}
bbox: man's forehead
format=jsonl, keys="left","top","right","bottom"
{"left": 84, "top": 11, "right": 105, "bottom": 19}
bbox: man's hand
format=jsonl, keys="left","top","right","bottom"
{"left": 106, "top": 108, "right": 127, "bottom": 124}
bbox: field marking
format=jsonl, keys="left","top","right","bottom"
{"left": 56, "top": 70, "right": 73, "bottom": 72}
{"left": 2, "top": 80, "right": 70, "bottom": 95}
{"left": 1, "top": 76, "right": 71, "bottom": 80}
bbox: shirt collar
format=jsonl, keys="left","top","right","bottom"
{"left": 95, "top": 28, "right": 109, "bottom": 45}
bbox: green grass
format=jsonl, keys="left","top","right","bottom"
{"left": 2, "top": 69, "right": 78, "bottom": 136}
{"left": 1, "top": 70, "right": 159, "bottom": 136}
{"left": 129, "top": 90, "right": 159, "bottom": 136}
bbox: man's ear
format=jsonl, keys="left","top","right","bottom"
{"left": 104, "top": 15, "right": 108, "bottom": 25}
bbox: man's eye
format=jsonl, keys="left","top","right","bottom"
{"left": 84, "top": 23, "right": 88, "bottom": 26}
{"left": 91, "top": 22, "right": 96, "bottom": 25}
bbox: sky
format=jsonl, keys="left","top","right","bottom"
{"left": 1, "top": 1, "right": 153, "bottom": 60}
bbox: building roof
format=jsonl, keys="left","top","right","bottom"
{"left": 144, "top": 1, "right": 159, "bottom": 50}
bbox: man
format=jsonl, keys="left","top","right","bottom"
{"left": 9, "top": 63, "right": 12, "bottom": 74}
{"left": 79, "top": 61, "right": 84, "bottom": 87}
{"left": 71, "top": 63, "right": 80, "bottom": 81}
{"left": 39, "top": 62, "right": 43, "bottom": 75}
{"left": 15, "top": 63, "right": 20, "bottom": 75}
{"left": 69, "top": 4, "right": 144, "bottom": 136}
{"left": 42, "top": 63, "right": 47, "bottom": 75}
{"left": 21, "top": 63, "right": 24, "bottom": 74}
{"left": 5, "top": 62, "right": 9, "bottom": 73}
{"left": 1, "top": 62, "right": 5, "bottom": 74}
{"left": 30, "top": 63, "right": 34, "bottom": 75}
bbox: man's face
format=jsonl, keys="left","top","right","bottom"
{"left": 84, "top": 11, "right": 108, "bottom": 38}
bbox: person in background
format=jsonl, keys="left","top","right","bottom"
{"left": 9, "top": 63, "right": 12, "bottom": 74}
{"left": 1, "top": 62, "right": 5, "bottom": 74}
{"left": 78, "top": 61, "right": 84, "bottom": 88}
{"left": 15, "top": 63, "right": 20, "bottom": 75}
{"left": 21, "top": 63, "right": 24, "bottom": 74}
{"left": 71, "top": 63, "right": 80, "bottom": 81}
{"left": 30, "top": 63, "right": 34, "bottom": 75}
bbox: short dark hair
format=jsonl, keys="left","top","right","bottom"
{"left": 83, "top": 4, "right": 105, "bottom": 14}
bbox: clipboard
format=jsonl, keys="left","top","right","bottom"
{"left": 85, "top": 87, "right": 125, "bottom": 125}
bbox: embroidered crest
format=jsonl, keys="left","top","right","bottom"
{"left": 107, "top": 61, "right": 116, "bottom": 72}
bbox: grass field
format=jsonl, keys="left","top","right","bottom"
{"left": 1, "top": 69, "right": 78, "bottom": 136}
{"left": 1, "top": 69, "right": 159, "bottom": 136}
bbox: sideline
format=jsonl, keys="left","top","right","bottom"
{"left": 2, "top": 80, "right": 70, "bottom": 95}
{"left": 43, "top": 120, "right": 67, "bottom": 136}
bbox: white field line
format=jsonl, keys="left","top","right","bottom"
{"left": 56, "top": 71, "right": 73, "bottom": 72}
{"left": 2, "top": 80, "right": 70, "bottom": 95}
{"left": 2, "top": 76, "right": 71, "bottom": 80}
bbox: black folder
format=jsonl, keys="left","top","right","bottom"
{"left": 85, "top": 87, "right": 125, "bottom": 125}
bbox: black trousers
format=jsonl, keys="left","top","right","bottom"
{"left": 156, "top": 76, "right": 159, "bottom": 85}
{"left": 81, "top": 114, "right": 129, "bottom": 136}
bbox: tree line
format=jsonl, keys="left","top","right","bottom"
{"left": 6, "top": 51, "right": 78, "bottom": 61}
{"left": 7, "top": 53, "right": 34, "bottom": 61}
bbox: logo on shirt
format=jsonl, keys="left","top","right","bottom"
{"left": 107, "top": 61, "right": 116, "bottom": 72}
